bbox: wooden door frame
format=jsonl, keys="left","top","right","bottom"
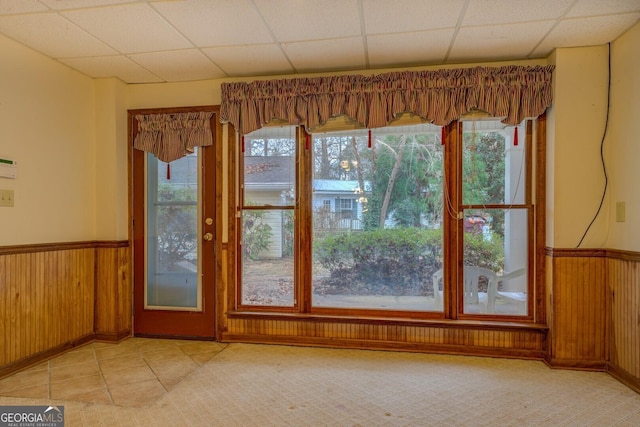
{"left": 128, "top": 105, "right": 219, "bottom": 339}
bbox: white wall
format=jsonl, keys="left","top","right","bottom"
{"left": 547, "top": 45, "right": 611, "bottom": 248}
{"left": 95, "top": 78, "right": 129, "bottom": 241}
{"left": 0, "top": 34, "right": 96, "bottom": 245}
{"left": 606, "top": 22, "right": 640, "bottom": 251}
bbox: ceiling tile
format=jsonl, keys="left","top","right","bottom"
{"left": 368, "top": 29, "right": 454, "bottom": 68}
{"left": 449, "top": 21, "right": 555, "bottom": 62}
{"left": 59, "top": 55, "right": 163, "bottom": 83}
{"left": 532, "top": 13, "right": 640, "bottom": 57}
{"left": 283, "top": 37, "right": 365, "bottom": 73}
{"left": 62, "top": 3, "right": 193, "bottom": 54}
{"left": 0, "top": 0, "right": 48, "bottom": 15}
{"left": 38, "top": 0, "right": 138, "bottom": 10}
{"left": 566, "top": 0, "right": 640, "bottom": 17}
{"left": 253, "top": 0, "right": 361, "bottom": 42}
{"left": 202, "top": 44, "right": 294, "bottom": 76}
{"left": 154, "top": 0, "right": 274, "bottom": 46}
{"left": 129, "top": 49, "right": 226, "bottom": 82}
{"left": 462, "top": 0, "right": 574, "bottom": 26}
{"left": 0, "top": 13, "right": 117, "bottom": 57}
{"left": 362, "top": 0, "right": 465, "bottom": 34}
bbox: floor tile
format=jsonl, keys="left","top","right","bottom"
{"left": 108, "top": 378, "right": 166, "bottom": 407}
{"left": 97, "top": 353, "right": 147, "bottom": 371}
{"left": 49, "top": 348, "right": 96, "bottom": 368}
{"left": 94, "top": 342, "right": 140, "bottom": 360}
{"left": 0, "top": 383, "right": 48, "bottom": 399}
{"left": 0, "top": 368, "right": 49, "bottom": 393}
{"left": 50, "top": 373, "right": 106, "bottom": 400}
{"left": 0, "top": 338, "right": 214, "bottom": 407}
{"left": 101, "top": 365, "right": 157, "bottom": 387}
{"left": 50, "top": 360, "right": 100, "bottom": 383}
{"left": 190, "top": 350, "right": 220, "bottom": 365}
{"left": 63, "top": 387, "right": 112, "bottom": 405}
{"left": 177, "top": 341, "right": 226, "bottom": 356}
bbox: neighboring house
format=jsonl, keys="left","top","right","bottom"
{"left": 312, "top": 179, "right": 366, "bottom": 233}
{"left": 244, "top": 156, "right": 365, "bottom": 258}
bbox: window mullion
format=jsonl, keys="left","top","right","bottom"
{"left": 298, "top": 127, "right": 313, "bottom": 313}
{"left": 444, "top": 121, "right": 462, "bottom": 320}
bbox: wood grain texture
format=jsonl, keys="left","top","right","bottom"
{"left": 547, "top": 254, "right": 607, "bottom": 369}
{"left": 607, "top": 253, "right": 640, "bottom": 391}
{"left": 0, "top": 248, "right": 95, "bottom": 367}
{"left": 95, "top": 246, "right": 132, "bottom": 341}
{"left": 0, "top": 241, "right": 131, "bottom": 375}
{"left": 221, "top": 317, "right": 547, "bottom": 359}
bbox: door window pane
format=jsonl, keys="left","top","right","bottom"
{"left": 146, "top": 150, "right": 200, "bottom": 309}
{"left": 312, "top": 125, "right": 444, "bottom": 311}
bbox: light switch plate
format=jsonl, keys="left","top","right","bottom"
{"left": 0, "top": 189, "right": 14, "bottom": 207}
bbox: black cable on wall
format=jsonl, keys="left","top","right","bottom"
{"left": 576, "top": 42, "right": 611, "bottom": 249}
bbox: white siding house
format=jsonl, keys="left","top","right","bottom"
{"left": 244, "top": 157, "right": 366, "bottom": 258}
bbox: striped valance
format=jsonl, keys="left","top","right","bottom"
{"left": 134, "top": 112, "right": 214, "bottom": 162}
{"left": 220, "top": 65, "right": 555, "bottom": 135}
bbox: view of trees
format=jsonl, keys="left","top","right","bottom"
{"left": 312, "top": 127, "right": 508, "bottom": 297}
{"left": 239, "top": 125, "right": 512, "bottom": 302}
{"left": 154, "top": 184, "right": 198, "bottom": 271}
{"left": 313, "top": 128, "right": 507, "bottom": 236}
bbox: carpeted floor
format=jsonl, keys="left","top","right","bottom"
{"left": 1, "top": 339, "right": 639, "bottom": 426}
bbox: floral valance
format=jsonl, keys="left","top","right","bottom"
{"left": 134, "top": 111, "right": 214, "bottom": 162}
{"left": 220, "top": 65, "right": 555, "bottom": 135}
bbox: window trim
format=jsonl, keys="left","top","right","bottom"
{"left": 231, "top": 115, "right": 546, "bottom": 324}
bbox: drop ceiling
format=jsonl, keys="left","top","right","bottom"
{"left": 0, "top": 0, "right": 638, "bottom": 84}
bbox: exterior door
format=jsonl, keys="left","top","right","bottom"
{"left": 131, "top": 110, "right": 216, "bottom": 338}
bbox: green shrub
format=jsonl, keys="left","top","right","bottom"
{"left": 242, "top": 209, "right": 273, "bottom": 260}
{"left": 314, "top": 227, "right": 503, "bottom": 296}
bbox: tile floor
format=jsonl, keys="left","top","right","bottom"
{"left": 0, "top": 338, "right": 228, "bottom": 407}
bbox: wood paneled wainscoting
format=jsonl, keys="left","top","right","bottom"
{"left": 222, "top": 316, "right": 548, "bottom": 359}
{"left": 0, "top": 241, "right": 130, "bottom": 379}
{"left": 546, "top": 248, "right": 640, "bottom": 393}
{"left": 608, "top": 250, "right": 640, "bottom": 393}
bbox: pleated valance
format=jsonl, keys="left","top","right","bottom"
{"left": 134, "top": 112, "right": 214, "bottom": 162}
{"left": 220, "top": 65, "right": 554, "bottom": 135}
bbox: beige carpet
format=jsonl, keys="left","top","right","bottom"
{"left": 1, "top": 340, "right": 639, "bottom": 426}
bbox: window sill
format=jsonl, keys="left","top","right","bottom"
{"left": 226, "top": 310, "right": 548, "bottom": 332}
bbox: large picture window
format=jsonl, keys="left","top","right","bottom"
{"left": 311, "top": 125, "right": 444, "bottom": 312}
{"left": 237, "top": 116, "right": 537, "bottom": 321}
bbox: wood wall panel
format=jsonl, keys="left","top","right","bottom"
{"left": 95, "top": 244, "right": 131, "bottom": 341}
{"left": 547, "top": 251, "right": 607, "bottom": 369}
{"left": 0, "top": 248, "right": 95, "bottom": 370}
{"left": 222, "top": 318, "right": 546, "bottom": 358}
{"left": 608, "top": 252, "right": 640, "bottom": 392}
{"left": 0, "top": 241, "right": 131, "bottom": 378}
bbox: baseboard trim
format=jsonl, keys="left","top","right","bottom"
{"left": 95, "top": 329, "right": 132, "bottom": 343}
{"left": 220, "top": 333, "right": 546, "bottom": 360}
{"left": 0, "top": 333, "right": 95, "bottom": 380}
{"left": 543, "top": 357, "right": 607, "bottom": 371}
{"left": 608, "top": 363, "right": 640, "bottom": 394}
{"left": 0, "top": 240, "right": 129, "bottom": 255}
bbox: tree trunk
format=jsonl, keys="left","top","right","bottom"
{"left": 379, "top": 135, "right": 406, "bottom": 228}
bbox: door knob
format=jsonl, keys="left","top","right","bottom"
{"left": 203, "top": 232, "right": 213, "bottom": 241}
